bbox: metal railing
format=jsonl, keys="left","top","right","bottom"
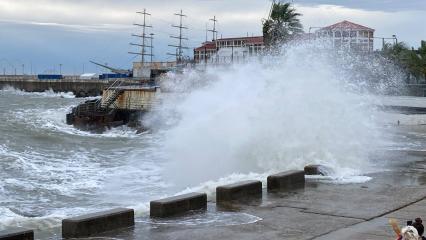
{"left": 95, "top": 78, "right": 127, "bottom": 109}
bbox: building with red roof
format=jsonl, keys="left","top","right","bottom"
{"left": 315, "top": 20, "right": 375, "bottom": 52}
{"left": 194, "top": 36, "right": 264, "bottom": 64}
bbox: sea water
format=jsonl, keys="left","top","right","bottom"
{"left": 0, "top": 43, "right": 422, "bottom": 231}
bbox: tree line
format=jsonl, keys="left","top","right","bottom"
{"left": 381, "top": 41, "right": 426, "bottom": 83}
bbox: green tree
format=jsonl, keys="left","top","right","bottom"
{"left": 409, "top": 41, "right": 426, "bottom": 81}
{"left": 381, "top": 41, "right": 426, "bottom": 83}
{"left": 382, "top": 42, "right": 409, "bottom": 63}
{"left": 263, "top": 2, "right": 304, "bottom": 48}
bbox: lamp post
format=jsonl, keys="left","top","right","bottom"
{"left": 371, "top": 36, "right": 399, "bottom": 49}
{"left": 308, "top": 26, "right": 323, "bottom": 40}
{"left": 392, "top": 34, "right": 398, "bottom": 45}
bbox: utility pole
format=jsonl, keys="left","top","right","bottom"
{"left": 22, "top": 64, "right": 25, "bottom": 75}
{"left": 167, "top": 9, "right": 188, "bottom": 64}
{"left": 204, "top": 23, "right": 208, "bottom": 64}
{"left": 205, "top": 45, "right": 207, "bottom": 64}
{"left": 231, "top": 45, "right": 234, "bottom": 63}
{"left": 59, "top": 64, "right": 62, "bottom": 75}
{"left": 205, "top": 23, "right": 208, "bottom": 42}
{"left": 208, "top": 16, "right": 218, "bottom": 41}
{"left": 129, "top": 9, "right": 153, "bottom": 66}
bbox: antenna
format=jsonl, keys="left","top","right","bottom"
{"left": 167, "top": 9, "right": 188, "bottom": 63}
{"left": 208, "top": 16, "right": 218, "bottom": 41}
{"left": 129, "top": 9, "right": 153, "bottom": 65}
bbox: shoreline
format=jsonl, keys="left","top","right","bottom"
{"left": 24, "top": 148, "right": 426, "bottom": 240}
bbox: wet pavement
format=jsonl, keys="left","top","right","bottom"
{"left": 34, "top": 149, "right": 426, "bottom": 239}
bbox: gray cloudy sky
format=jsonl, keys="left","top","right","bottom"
{"left": 0, "top": 0, "right": 425, "bottom": 74}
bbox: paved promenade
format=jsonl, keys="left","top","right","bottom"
{"left": 37, "top": 149, "right": 426, "bottom": 240}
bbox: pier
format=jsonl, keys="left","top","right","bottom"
{"left": 0, "top": 75, "right": 144, "bottom": 97}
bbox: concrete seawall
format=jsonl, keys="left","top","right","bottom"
{"left": 17, "top": 159, "right": 426, "bottom": 239}
{"left": 0, "top": 76, "right": 142, "bottom": 97}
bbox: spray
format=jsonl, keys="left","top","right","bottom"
{"left": 145, "top": 42, "right": 404, "bottom": 189}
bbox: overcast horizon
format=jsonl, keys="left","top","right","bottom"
{"left": 0, "top": 0, "right": 425, "bottom": 74}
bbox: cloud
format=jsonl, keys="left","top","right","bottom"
{"left": 0, "top": 19, "right": 132, "bottom": 33}
{"left": 296, "top": 0, "right": 426, "bottom": 11}
{"left": 0, "top": 0, "right": 425, "bottom": 74}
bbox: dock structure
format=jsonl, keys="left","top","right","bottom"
{"left": 67, "top": 83, "right": 160, "bottom": 132}
{"left": 101, "top": 85, "right": 159, "bottom": 111}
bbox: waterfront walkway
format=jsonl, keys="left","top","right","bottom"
{"left": 41, "top": 149, "right": 426, "bottom": 240}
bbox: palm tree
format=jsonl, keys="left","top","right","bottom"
{"left": 263, "top": 2, "right": 304, "bottom": 48}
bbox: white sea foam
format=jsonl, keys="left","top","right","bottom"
{"left": 0, "top": 145, "right": 104, "bottom": 230}
{"left": 138, "top": 209, "right": 262, "bottom": 227}
{"left": 10, "top": 106, "right": 140, "bottom": 139}
{"left": 1, "top": 85, "right": 75, "bottom": 98}
{"left": 0, "top": 141, "right": 162, "bottom": 230}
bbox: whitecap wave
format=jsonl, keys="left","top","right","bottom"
{"left": 10, "top": 106, "right": 140, "bottom": 139}
{"left": 1, "top": 86, "right": 75, "bottom": 98}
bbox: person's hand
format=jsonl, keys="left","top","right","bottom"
{"left": 390, "top": 218, "right": 401, "bottom": 236}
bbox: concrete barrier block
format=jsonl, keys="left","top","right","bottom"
{"left": 216, "top": 180, "right": 262, "bottom": 203}
{"left": 0, "top": 228, "right": 33, "bottom": 240}
{"left": 267, "top": 170, "right": 305, "bottom": 192}
{"left": 150, "top": 192, "right": 207, "bottom": 218}
{"left": 304, "top": 165, "right": 333, "bottom": 176}
{"left": 62, "top": 208, "right": 134, "bottom": 238}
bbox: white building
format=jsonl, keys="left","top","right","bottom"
{"left": 315, "top": 20, "right": 375, "bottom": 52}
{"left": 194, "top": 36, "right": 264, "bottom": 64}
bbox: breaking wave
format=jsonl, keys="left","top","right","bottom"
{"left": 146, "top": 42, "right": 405, "bottom": 188}
{"left": 0, "top": 42, "right": 409, "bottom": 231}
{"left": 1, "top": 85, "right": 75, "bottom": 98}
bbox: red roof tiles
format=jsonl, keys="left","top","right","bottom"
{"left": 321, "top": 20, "right": 374, "bottom": 31}
{"left": 194, "top": 41, "right": 216, "bottom": 51}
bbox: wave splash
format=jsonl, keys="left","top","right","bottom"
{"left": 147, "top": 43, "right": 404, "bottom": 188}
